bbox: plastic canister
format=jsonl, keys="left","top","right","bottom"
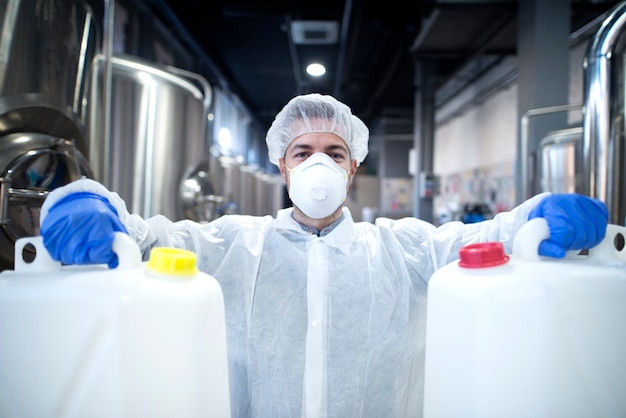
{"left": 423, "top": 218, "right": 626, "bottom": 418}
{"left": 0, "top": 233, "right": 231, "bottom": 418}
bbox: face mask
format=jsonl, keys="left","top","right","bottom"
{"left": 286, "top": 153, "right": 349, "bottom": 219}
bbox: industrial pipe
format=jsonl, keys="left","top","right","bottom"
{"left": 583, "top": 1, "right": 626, "bottom": 225}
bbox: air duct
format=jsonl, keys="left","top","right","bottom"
{"left": 290, "top": 21, "right": 339, "bottom": 45}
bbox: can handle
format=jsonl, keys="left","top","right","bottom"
{"left": 513, "top": 218, "right": 626, "bottom": 263}
{"left": 512, "top": 217, "right": 550, "bottom": 261}
{"left": 113, "top": 232, "right": 142, "bottom": 270}
{"left": 586, "top": 224, "right": 626, "bottom": 263}
{"left": 14, "top": 232, "right": 142, "bottom": 272}
{"left": 14, "top": 236, "right": 62, "bottom": 273}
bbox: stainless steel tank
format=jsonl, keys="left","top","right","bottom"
{"left": 206, "top": 154, "right": 241, "bottom": 215}
{"left": 238, "top": 165, "right": 259, "bottom": 215}
{"left": 254, "top": 172, "right": 285, "bottom": 216}
{"left": 0, "top": 0, "right": 101, "bottom": 130}
{"left": 538, "top": 127, "right": 583, "bottom": 194}
{"left": 180, "top": 159, "right": 224, "bottom": 222}
{"left": 88, "top": 54, "right": 212, "bottom": 220}
{"left": 0, "top": 134, "right": 92, "bottom": 265}
{"left": 0, "top": 0, "right": 100, "bottom": 269}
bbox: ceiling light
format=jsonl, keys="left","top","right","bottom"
{"left": 218, "top": 127, "right": 232, "bottom": 150}
{"left": 306, "top": 63, "right": 326, "bottom": 77}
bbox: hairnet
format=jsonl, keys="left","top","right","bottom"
{"left": 266, "top": 93, "right": 369, "bottom": 166}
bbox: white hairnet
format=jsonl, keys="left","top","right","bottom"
{"left": 266, "top": 93, "right": 369, "bottom": 166}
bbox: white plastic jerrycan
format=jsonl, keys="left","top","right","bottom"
{"left": 0, "top": 233, "right": 231, "bottom": 418}
{"left": 423, "top": 218, "right": 626, "bottom": 418}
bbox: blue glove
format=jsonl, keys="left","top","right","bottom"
{"left": 40, "top": 192, "right": 128, "bottom": 268}
{"left": 528, "top": 194, "right": 608, "bottom": 258}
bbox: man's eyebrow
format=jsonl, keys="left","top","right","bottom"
{"left": 325, "top": 144, "right": 349, "bottom": 153}
{"left": 287, "top": 142, "right": 349, "bottom": 154}
{"left": 289, "top": 143, "right": 314, "bottom": 152}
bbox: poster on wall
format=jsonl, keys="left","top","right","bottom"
{"left": 381, "top": 178, "right": 413, "bottom": 217}
{"left": 435, "top": 161, "right": 516, "bottom": 222}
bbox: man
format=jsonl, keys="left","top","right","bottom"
{"left": 40, "top": 93, "right": 608, "bottom": 417}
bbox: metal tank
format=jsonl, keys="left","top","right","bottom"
{"left": 238, "top": 165, "right": 259, "bottom": 215}
{"left": 88, "top": 54, "right": 213, "bottom": 220}
{"left": 207, "top": 155, "right": 285, "bottom": 217}
{"left": 254, "top": 171, "right": 285, "bottom": 216}
{"left": 0, "top": 0, "right": 100, "bottom": 269}
{"left": 583, "top": 1, "right": 626, "bottom": 225}
{"left": 180, "top": 159, "right": 224, "bottom": 222}
{"left": 538, "top": 127, "right": 583, "bottom": 194}
{"left": 207, "top": 154, "right": 242, "bottom": 215}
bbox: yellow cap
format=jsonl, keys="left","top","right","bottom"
{"left": 147, "top": 247, "right": 198, "bottom": 276}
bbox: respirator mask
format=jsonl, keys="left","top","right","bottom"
{"left": 286, "top": 152, "right": 349, "bottom": 219}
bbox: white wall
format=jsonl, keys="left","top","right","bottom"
{"left": 432, "top": 39, "right": 590, "bottom": 223}
{"left": 433, "top": 81, "right": 519, "bottom": 221}
{"left": 434, "top": 84, "right": 518, "bottom": 175}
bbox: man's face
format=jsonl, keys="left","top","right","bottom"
{"left": 278, "top": 132, "right": 357, "bottom": 190}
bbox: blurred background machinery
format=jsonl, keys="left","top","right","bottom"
{"left": 0, "top": 0, "right": 230, "bottom": 270}
{"left": 0, "top": 0, "right": 98, "bottom": 269}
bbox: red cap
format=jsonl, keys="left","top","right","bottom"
{"left": 458, "top": 242, "right": 510, "bottom": 268}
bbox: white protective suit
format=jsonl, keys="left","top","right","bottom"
{"left": 41, "top": 179, "right": 548, "bottom": 418}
